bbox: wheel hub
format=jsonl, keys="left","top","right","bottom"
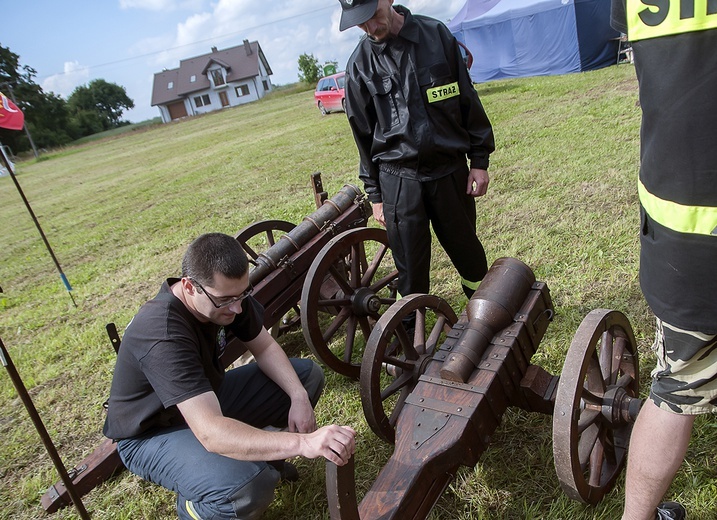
{"left": 351, "top": 287, "right": 381, "bottom": 315}
{"left": 601, "top": 385, "right": 642, "bottom": 425}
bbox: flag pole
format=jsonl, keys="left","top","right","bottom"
{"left": 0, "top": 149, "right": 77, "bottom": 307}
{"left": 3, "top": 83, "right": 38, "bottom": 158}
{"left": 0, "top": 337, "right": 91, "bottom": 519}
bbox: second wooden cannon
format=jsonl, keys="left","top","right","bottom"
{"left": 41, "top": 174, "right": 399, "bottom": 512}
{"left": 327, "top": 257, "right": 642, "bottom": 519}
{"left": 223, "top": 172, "right": 400, "bottom": 378}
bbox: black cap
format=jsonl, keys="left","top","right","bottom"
{"left": 338, "top": 0, "right": 379, "bottom": 31}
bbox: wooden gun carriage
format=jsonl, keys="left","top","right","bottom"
{"left": 39, "top": 182, "right": 641, "bottom": 517}
{"left": 222, "top": 172, "right": 399, "bottom": 376}
{"left": 327, "top": 257, "right": 643, "bottom": 519}
{"left": 41, "top": 174, "right": 399, "bottom": 513}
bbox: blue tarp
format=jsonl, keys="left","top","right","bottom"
{"left": 448, "top": 0, "right": 619, "bottom": 82}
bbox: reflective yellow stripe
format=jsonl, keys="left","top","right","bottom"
{"left": 461, "top": 277, "right": 480, "bottom": 291}
{"left": 426, "top": 82, "right": 460, "bottom": 103}
{"left": 627, "top": 0, "right": 717, "bottom": 41}
{"left": 638, "top": 179, "right": 717, "bottom": 236}
{"left": 185, "top": 500, "right": 202, "bottom": 520}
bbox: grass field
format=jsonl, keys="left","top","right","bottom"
{"left": 1, "top": 63, "right": 716, "bottom": 519}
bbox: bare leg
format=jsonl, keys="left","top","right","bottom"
{"left": 621, "top": 399, "right": 696, "bottom": 520}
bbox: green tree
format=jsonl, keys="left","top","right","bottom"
{"left": 297, "top": 53, "right": 322, "bottom": 84}
{"left": 0, "top": 45, "right": 73, "bottom": 153}
{"left": 67, "top": 79, "right": 134, "bottom": 133}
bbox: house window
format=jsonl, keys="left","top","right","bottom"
{"left": 211, "top": 69, "right": 225, "bottom": 86}
{"left": 262, "top": 80, "right": 269, "bottom": 91}
{"left": 167, "top": 81, "right": 174, "bottom": 89}
{"left": 190, "top": 75, "right": 197, "bottom": 83}
{"left": 194, "top": 94, "right": 211, "bottom": 107}
{"left": 235, "top": 85, "right": 250, "bottom": 97}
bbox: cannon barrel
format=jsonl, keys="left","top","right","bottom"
{"left": 329, "top": 257, "right": 640, "bottom": 518}
{"left": 249, "top": 184, "right": 363, "bottom": 284}
{"left": 440, "top": 257, "right": 535, "bottom": 382}
{"left": 328, "top": 259, "right": 552, "bottom": 519}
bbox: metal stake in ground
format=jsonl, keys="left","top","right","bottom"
{"left": 0, "top": 337, "right": 90, "bottom": 519}
{"left": 0, "top": 147, "right": 76, "bottom": 307}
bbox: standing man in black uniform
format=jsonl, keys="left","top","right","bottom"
{"left": 339, "top": 0, "right": 495, "bottom": 300}
{"left": 611, "top": 2, "right": 717, "bottom": 519}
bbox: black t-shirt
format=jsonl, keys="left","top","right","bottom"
{"left": 103, "top": 279, "right": 264, "bottom": 440}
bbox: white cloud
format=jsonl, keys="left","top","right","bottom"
{"left": 119, "top": 0, "right": 206, "bottom": 12}
{"left": 116, "top": 0, "right": 469, "bottom": 119}
{"left": 41, "top": 61, "right": 90, "bottom": 98}
{"left": 213, "top": 0, "right": 256, "bottom": 21}
{"left": 120, "top": 0, "right": 174, "bottom": 11}
{"left": 176, "top": 12, "right": 214, "bottom": 47}
{"left": 402, "top": 0, "right": 466, "bottom": 22}
{"left": 148, "top": 1, "right": 467, "bottom": 86}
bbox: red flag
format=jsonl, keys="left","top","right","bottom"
{"left": 0, "top": 92, "right": 25, "bottom": 131}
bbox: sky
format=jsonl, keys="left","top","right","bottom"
{"left": 3, "top": 0, "right": 466, "bottom": 123}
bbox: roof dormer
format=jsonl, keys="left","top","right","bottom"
{"left": 203, "top": 59, "right": 232, "bottom": 88}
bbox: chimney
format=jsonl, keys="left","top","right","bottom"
{"left": 243, "top": 39, "right": 252, "bottom": 56}
{"left": 211, "top": 46, "right": 218, "bottom": 53}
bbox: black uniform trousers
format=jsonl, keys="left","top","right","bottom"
{"left": 379, "top": 166, "right": 488, "bottom": 299}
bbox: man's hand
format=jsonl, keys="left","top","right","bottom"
{"left": 372, "top": 202, "right": 386, "bottom": 227}
{"left": 247, "top": 327, "right": 319, "bottom": 433}
{"left": 287, "top": 394, "right": 317, "bottom": 433}
{"left": 300, "top": 425, "right": 357, "bottom": 466}
{"left": 466, "top": 168, "right": 489, "bottom": 197}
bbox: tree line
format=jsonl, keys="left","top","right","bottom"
{"left": 297, "top": 53, "right": 339, "bottom": 84}
{"left": 0, "top": 44, "right": 135, "bottom": 155}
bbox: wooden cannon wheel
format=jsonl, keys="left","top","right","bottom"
{"left": 235, "top": 220, "right": 299, "bottom": 337}
{"left": 235, "top": 219, "right": 296, "bottom": 267}
{"left": 457, "top": 40, "right": 474, "bottom": 69}
{"left": 301, "top": 227, "right": 398, "bottom": 379}
{"left": 361, "top": 294, "right": 457, "bottom": 444}
{"left": 552, "top": 309, "right": 640, "bottom": 505}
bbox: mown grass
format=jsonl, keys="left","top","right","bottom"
{"left": 1, "top": 63, "right": 715, "bottom": 519}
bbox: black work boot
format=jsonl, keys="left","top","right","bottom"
{"left": 656, "top": 502, "right": 686, "bottom": 520}
{"left": 268, "top": 460, "right": 299, "bottom": 483}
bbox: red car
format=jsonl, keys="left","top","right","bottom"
{"left": 314, "top": 72, "right": 346, "bottom": 115}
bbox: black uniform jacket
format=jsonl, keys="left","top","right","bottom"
{"left": 345, "top": 5, "right": 495, "bottom": 203}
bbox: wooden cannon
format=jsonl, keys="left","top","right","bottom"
{"left": 224, "top": 172, "right": 399, "bottom": 377}
{"left": 327, "top": 257, "right": 642, "bottom": 519}
{"left": 41, "top": 174, "right": 399, "bottom": 513}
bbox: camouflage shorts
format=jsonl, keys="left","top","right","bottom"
{"left": 649, "top": 318, "right": 717, "bottom": 415}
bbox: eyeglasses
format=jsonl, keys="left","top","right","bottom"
{"left": 191, "top": 279, "right": 254, "bottom": 309}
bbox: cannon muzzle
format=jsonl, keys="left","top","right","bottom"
{"left": 249, "top": 184, "right": 363, "bottom": 284}
{"left": 440, "top": 257, "right": 535, "bottom": 382}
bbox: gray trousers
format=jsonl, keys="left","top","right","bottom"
{"left": 117, "top": 359, "right": 324, "bottom": 520}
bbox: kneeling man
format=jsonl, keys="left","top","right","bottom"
{"left": 103, "top": 233, "right": 355, "bottom": 519}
